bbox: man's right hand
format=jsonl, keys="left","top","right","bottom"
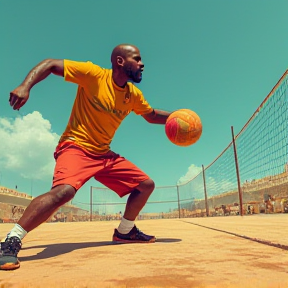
{"left": 9, "top": 86, "right": 30, "bottom": 110}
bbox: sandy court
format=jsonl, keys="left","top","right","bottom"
{"left": 0, "top": 215, "right": 288, "bottom": 288}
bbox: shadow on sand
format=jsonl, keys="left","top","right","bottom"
{"left": 19, "top": 238, "right": 182, "bottom": 261}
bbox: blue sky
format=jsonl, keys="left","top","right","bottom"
{"left": 0, "top": 0, "right": 287, "bottom": 206}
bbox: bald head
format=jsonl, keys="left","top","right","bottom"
{"left": 111, "top": 44, "right": 140, "bottom": 67}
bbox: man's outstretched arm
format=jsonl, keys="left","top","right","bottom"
{"left": 142, "top": 109, "right": 172, "bottom": 124}
{"left": 9, "top": 59, "right": 64, "bottom": 110}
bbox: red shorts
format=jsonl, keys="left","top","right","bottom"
{"left": 52, "top": 141, "right": 150, "bottom": 197}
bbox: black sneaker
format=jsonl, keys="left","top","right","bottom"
{"left": 0, "top": 236, "right": 22, "bottom": 270}
{"left": 112, "top": 226, "right": 156, "bottom": 243}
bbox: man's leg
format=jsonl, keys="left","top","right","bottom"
{"left": 113, "top": 178, "right": 156, "bottom": 243}
{"left": 94, "top": 152, "right": 157, "bottom": 243}
{"left": 123, "top": 179, "right": 155, "bottom": 221}
{"left": 0, "top": 143, "right": 110, "bottom": 270}
{"left": 18, "top": 184, "right": 76, "bottom": 232}
{"left": 0, "top": 184, "right": 76, "bottom": 270}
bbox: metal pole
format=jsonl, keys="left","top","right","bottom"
{"left": 31, "top": 179, "right": 33, "bottom": 198}
{"left": 176, "top": 185, "right": 181, "bottom": 218}
{"left": 231, "top": 126, "right": 244, "bottom": 216}
{"left": 90, "top": 186, "right": 93, "bottom": 222}
{"left": 202, "top": 165, "right": 209, "bottom": 217}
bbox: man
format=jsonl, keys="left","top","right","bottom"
{"left": 0, "top": 44, "right": 172, "bottom": 270}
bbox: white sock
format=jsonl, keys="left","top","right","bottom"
{"left": 7, "top": 224, "right": 27, "bottom": 240}
{"left": 117, "top": 217, "right": 134, "bottom": 234}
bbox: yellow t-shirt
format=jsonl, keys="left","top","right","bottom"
{"left": 60, "top": 60, "right": 153, "bottom": 154}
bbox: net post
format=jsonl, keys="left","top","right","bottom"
{"left": 231, "top": 126, "right": 244, "bottom": 216}
{"left": 202, "top": 165, "right": 209, "bottom": 217}
{"left": 90, "top": 186, "right": 93, "bottom": 222}
{"left": 176, "top": 185, "right": 181, "bottom": 218}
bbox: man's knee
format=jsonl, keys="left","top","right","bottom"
{"left": 137, "top": 179, "right": 155, "bottom": 194}
{"left": 50, "top": 185, "right": 76, "bottom": 204}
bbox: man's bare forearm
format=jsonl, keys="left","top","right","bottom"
{"left": 148, "top": 109, "right": 172, "bottom": 124}
{"left": 19, "top": 59, "right": 63, "bottom": 91}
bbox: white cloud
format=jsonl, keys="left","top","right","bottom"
{"left": 177, "top": 164, "right": 238, "bottom": 200}
{"left": 0, "top": 111, "right": 60, "bottom": 180}
{"left": 177, "top": 164, "right": 202, "bottom": 185}
{"left": 205, "top": 176, "right": 237, "bottom": 196}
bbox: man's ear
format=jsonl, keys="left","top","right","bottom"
{"left": 116, "top": 56, "right": 124, "bottom": 66}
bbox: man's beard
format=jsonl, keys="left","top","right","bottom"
{"left": 125, "top": 66, "right": 142, "bottom": 83}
